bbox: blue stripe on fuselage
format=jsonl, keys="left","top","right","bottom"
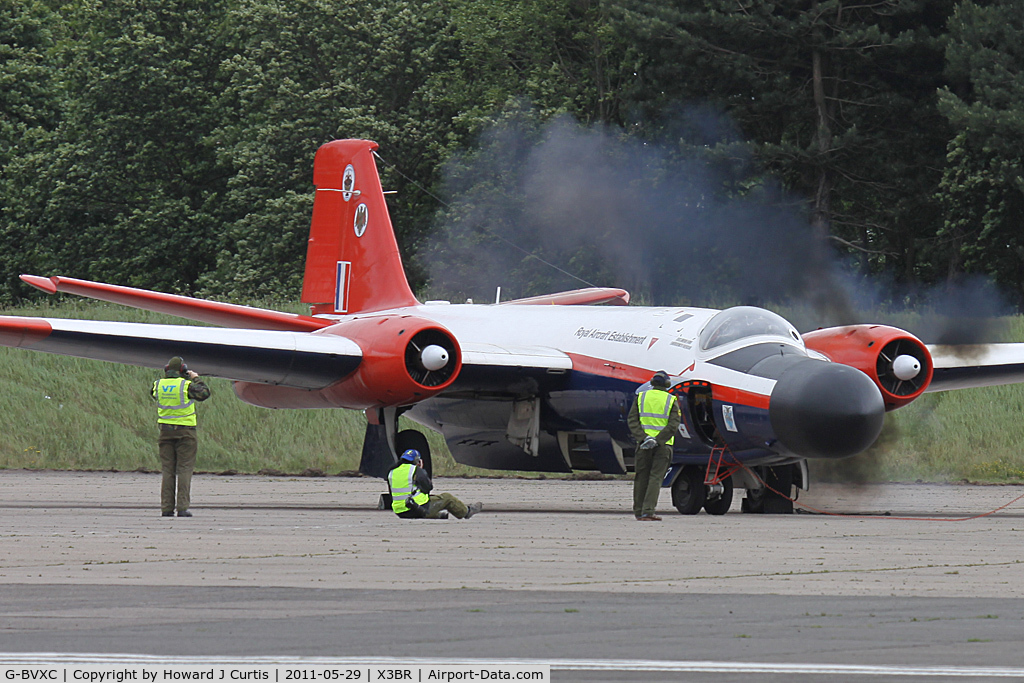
{"left": 441, "top": 363, "right": 780, "bottom": 465}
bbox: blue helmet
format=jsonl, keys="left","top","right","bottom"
{"left": 400, "top": 449, "right": 420, "bottom": 462}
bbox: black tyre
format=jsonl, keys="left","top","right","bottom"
{"left": 703, "top": 475, "right": 733, "bottom": 515}
{"left": 762, "top": 464, "right": 794, "bottom": 514}
{"left": 741, "top": 485, "right": 765, "bottom": 513}
{"left": 395, "top": 429, "right": 432, "bottom": 479}
{"left": 740, "top": 465, "right": 795, "bottom": 514}
{"left": 671, "top": 466, "right": 706, "bottom": 515}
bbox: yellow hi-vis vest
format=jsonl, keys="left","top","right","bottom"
{"left": 637, "top": 388, "right": 675, "bottom": 446}
{"left": 153, "top": 378, "right": 197, "bottom": 426}
{"left": 388, "top": 463, "right": 429, "bottom": 513}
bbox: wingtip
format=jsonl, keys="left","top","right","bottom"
{"left": 20, "top": 274, "right": 58, "bottom": 294}
{"left": 0, "top": 316, "right": 53, "bottom": 347}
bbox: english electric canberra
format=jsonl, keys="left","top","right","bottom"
{"left": 3, "top": 139, "right": 1023, "bottom": 514}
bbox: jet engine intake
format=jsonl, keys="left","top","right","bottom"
{"left": 405, "top": 329, "right": 457, "bottom": 385}
{"left": 802, "top": 325, "right": 933, "bottom": 409}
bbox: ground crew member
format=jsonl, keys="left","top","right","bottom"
{"left": 387, "top": 449, "right": 482, "bottom": 520}
{"left": 152, "top": 356, "right": 210, "bottom": 517}
{"left": 628, "top": 370, "right": 681, "bottom": 521}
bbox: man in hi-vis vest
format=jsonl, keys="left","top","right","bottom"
{"left": 151, "top": 356, "right": 210, "bottom": 517}
{"left": 627, "top": 370, "right": 681, "bottom": 521}
{"left": 387, "top": 449, "right": 482, "bottom": 520}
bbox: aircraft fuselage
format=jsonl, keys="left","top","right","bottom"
{"left": 295, "top": 302, "right": 885, "bottom": 475}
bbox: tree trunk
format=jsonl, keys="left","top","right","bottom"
{"left": 811, "top": 45, "right": 832, "bottom": 242}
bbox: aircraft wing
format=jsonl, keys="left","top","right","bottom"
{"left": 926, "top": 343, "right": 1024, "bottom": 392}
{"left": 20, "top": 274, "right": 330, "bottom": 331}
{"left": 501, "top": 287, "right": 630, "bottom": 306}
{"left": 440, "top": 342, "right": 574, "bottom": 396}
{"left": 0, "top": 316, "right": 361, "bottom": 389}
{"left": 461, "top": 343, "right": 573, "bottom": 369}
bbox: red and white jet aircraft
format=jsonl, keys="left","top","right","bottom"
{"left": 3, "top": 139, "right": 1024, "bottom": 514}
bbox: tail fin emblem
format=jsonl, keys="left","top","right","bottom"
{"left": 342, "top": 164, "right": 356, "bottom": 201}
{"left": 335, "top": 261, "right": 351, "bottom": 313}
{"left": 354, "top": 203, "right": 368, "bottom": 237}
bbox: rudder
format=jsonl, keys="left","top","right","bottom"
{"left": 301, "top": 139, "right": 419, "bottom": 315}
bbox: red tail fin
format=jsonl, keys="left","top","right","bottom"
{"left": 301, "top": 139, "right": 419, "bottom": 315}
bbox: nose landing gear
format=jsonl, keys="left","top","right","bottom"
{"left": 670, "top": 467, "right": 705, "bottom": 514}
{"left": 671, "top": 447, "right": 739, "bottom": 515}
{"left": 703, "top": 476, "right": 734, "bottom": 515}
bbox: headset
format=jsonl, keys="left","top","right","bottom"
{"left": 164, "top": 359, "right": 190, "bottom": 377}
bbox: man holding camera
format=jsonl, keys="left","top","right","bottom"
{"left": 152, "top": 356, "right": 211, "bottom": 517}
{"left": 628, "top": 370, "right": 680, "bottom": 521}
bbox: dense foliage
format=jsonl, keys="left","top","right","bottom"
{"left": 1, "top": 0, "right": 1022, "bottom": 315}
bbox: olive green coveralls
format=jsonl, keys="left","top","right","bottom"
{"left": 388, "top": 462, "right": 470, "bottom": 519}
{"left": 152, "top": 374, "right": 210, "bottom": 514}
{"left": 628, "top": 387, "right": 681, "bottom": 518}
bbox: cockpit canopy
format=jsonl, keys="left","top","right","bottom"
{"left": 698, "top": 306, "right": 803, "bottom": 352}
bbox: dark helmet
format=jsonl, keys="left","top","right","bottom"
{"left": 650, "top": 370, "right": 670, "bottom": 388}
{"left": 400, "top": 449, "right": 420, "bottom": 463}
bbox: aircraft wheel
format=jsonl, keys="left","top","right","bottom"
{"left": 741, "top": 486, "right": 765, "bottom": 513}
{"left": 703, "top": 475, "right": 733, "bottom": 515}
{"left": 395, "top": 429, "right": 432, "bottom": 479}
{"left": 741, "top": 465, "right": 794, "bottom": 514}
{"left": 671, "top": 466, "right": 706, "bottom": 515}
{"left": 762, "top": 464, "right": 794, "bottom": 514}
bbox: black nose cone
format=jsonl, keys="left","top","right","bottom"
{"left": 770, "top": 360, "right": 885, "bottom": 459}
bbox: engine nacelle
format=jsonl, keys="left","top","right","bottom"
{"left": 802, "top": 325, "right": 932, "bottom": 410}
{"left": 234, "top": 315, "right": 461, "bottom": 410}
{"left": 326, "top": 315, "right": 461, "bottom": 408}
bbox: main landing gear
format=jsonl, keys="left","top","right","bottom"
{"left": 395, "top": 428, "right": 433, "bottom": 478}
{"left": 740, "top": 464, "right": 795, "bottom": 514}
{"left": 670, "top": 448, "right": 801, "bottom": 515}
{"left": 360, "top": 406, "right": 434, "bottom": 479}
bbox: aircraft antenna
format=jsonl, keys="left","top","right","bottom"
{"left": 372, "top": 150, "right": 600, "bottom": 289}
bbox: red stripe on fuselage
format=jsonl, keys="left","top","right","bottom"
{"left": 713, "top": 384, "right": 770, "bottom": 411}
{"left": 565, "top": 352, "right": 655, "bottom": 385}
{"left": 567, "top": 352, "right": 771, "bottom": 411}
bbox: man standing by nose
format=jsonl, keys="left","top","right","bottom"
{"left": 628, "top": 370, "right": 680, "bottom": 521}
{"left": 152, "top": 356, "right": 210, "bottom": 517}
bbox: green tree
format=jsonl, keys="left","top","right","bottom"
{"left": 611, "top": 0, "right": 954, "bottom": 299}
{"left": 0, "top": 0, "right": 61, "bottom": 299}
{"left": 8, "top": 0, "right": 233, "bottom": 297}
{"left": 938, "top": 0, "right": 1024, "bottom": 306}
{"left": 419, "top": 1, "right": 647, "bottom": 302}
{"left": 202, "top": 0, "right": 468, "bottom": 299}
{"left": 446, "top": 0, "right": 632, "bottom": 126}
{"left": 0, "top": 0, "right": 57, "bottom": 167}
